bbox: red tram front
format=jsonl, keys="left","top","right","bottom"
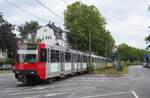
{"left": 14, "top": 43, "right": 47, "bottom": 83}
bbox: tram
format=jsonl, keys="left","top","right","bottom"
{"left": 14, "top": 42, "right": 108, "bottom": 83}
{"left": 143, "top": 54, "right": 150, "bottom": 68}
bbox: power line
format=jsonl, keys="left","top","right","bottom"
{"left": 35, "top": 0, "right": 63, "bottom": 20}
{"left": 4, "top": 0, "right": 46, "bottom": 22}
{"left": 61, "top": 0, "right": 67, "bottom": 5}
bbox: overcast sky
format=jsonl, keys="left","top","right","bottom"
{"left": 0, "top": 0, "right": 150, "bottom": 49}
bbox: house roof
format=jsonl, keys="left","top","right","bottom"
{"left": 47, "top": 22, "right": 63, "bottom": 33}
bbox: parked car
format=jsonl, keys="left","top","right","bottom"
{"left": 0, "top": 64, "right": 12, "bottom": 70}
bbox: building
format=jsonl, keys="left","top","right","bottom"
{"left": 33, "top": 22, "right": 67, "bottom": 47}
{"left": 0, "top": 50, "right": 7, "bottom": 63}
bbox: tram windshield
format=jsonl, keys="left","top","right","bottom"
{"left": 16, "top": 43, "right": 38, "bottom": 63}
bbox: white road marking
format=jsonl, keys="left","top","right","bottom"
{"left": 45, "top": 93, "right": 64, "bottom": 97}
{"left": 0, "top": 87, "right": 41, "bottom": 93}
{"left": 31, "top": 87, "right": 47, "bottom": 90}
{"left": 57, "top": 87, "right": 95, "bottom": 92}
{"left": 80, "top": 91, "right": 132, "bottom": 98}
{"left": 0, "top": 89, "right": 21, "bottom": 93}
{"left": 8, "top": 91, "right": 49, "bottom": 96}
{"left": 0, "top": 82, "right": 14, "bottom": 84}
{"left": 67, "top": 87, "right": 95, "bottom": 98}
{"left": 68, "top": 91, "right": 76, "bottom": 98}
{"left": 132, "top": 91, "right": 139, "bottom": 98}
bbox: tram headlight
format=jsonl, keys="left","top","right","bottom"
{"left": 16, "top": 71, "right": 19, "bottom": 74}
{"left": 31, "top": 71, "right": 34, "bottom": 74}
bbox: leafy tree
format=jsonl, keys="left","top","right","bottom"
{"left": 145, "top": 35, "right": 150, "bottom": 49}
{"left": 0, "top": 13, "right": 16, "bottom": 59}
{"left": 145, "top": 6, "right": 150, "bottom": 49}
{"left": 18, "top": 21, "right": 39, "bottom": 39}
{"left": 64, "top": 2, "right": 115, "bottom": 56}
{"left": 117, "top": 43, "right": 150, "bottom": 62}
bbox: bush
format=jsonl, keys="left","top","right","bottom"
{"left": 126, "top": 60, "right": 142, "bottom": 66}
{"left": 4, "top": 58, "right": 15, "bottom": 65}
{"left": 119, "top": 61, "right": 127, "bottom": 71}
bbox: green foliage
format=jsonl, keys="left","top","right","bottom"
{"left": 145, "top": 7, "right": 150, "bottom": 49}
{"left": 117, "top": 43, "right": 150, "bottom": 63}
{"left": 145, "top": 35, "right": 150, "bottom": 49}
{"left": 95, "top": 65, "right": 128, "bottom": 76}
{"left": 0, "top": 14, "right": 16, "bottom": 58}
{"left": 118, "top": 61, "right": 128, "bottom": 71}
{"left": 18, "top": 21, "right": 39, "bottom": 39}
{"left": 64, "top": 2, "right": 115, "bottom": 56}
{"left": 126, "top": 61, "right": 143, "bottom": 65}
{"left": 4, "top": 58, "right": 14, "bottom": 65}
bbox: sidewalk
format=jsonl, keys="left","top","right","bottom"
{"left": 0, "top": 72, "right": 14, "bottom": 77}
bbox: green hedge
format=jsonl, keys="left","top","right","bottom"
{"left": 126, "top": 61, "right": 143, "bottom": 66}
{"left": 0, "top": 58, "right": 15, "bottom": 65}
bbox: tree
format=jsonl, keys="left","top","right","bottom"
{"left": 18, "top": 21, "right": 39, "bottom": 39}
{"left": 145, "top": 35, "right": 150, "bottom": 49}
{"left": 145, "top": 6, "right": 150, "bottom": 49}
{"left": 0, "top": 13, "right": 16, "bottom": 58}
{"left": 117, "top": 43, "right": 150, "bottom": 62}
{"left": 64, "top": 2, "right": 115, "bottom": 56}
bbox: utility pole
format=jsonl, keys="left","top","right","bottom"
{"left": 89, "top": 29, "right": 92, "bottom": 72}
{"left": 105, "top": 41, "right": 108, "bottom": 67}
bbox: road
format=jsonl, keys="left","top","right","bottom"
{"left": 0, "top": 66, "right": 150, "bottom": 98}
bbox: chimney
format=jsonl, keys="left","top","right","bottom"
{"left": 52, "top": 22, "right": 54, "bottom": 26}
{"left": 49, "top": 21, "right": 51, "bottom": 25}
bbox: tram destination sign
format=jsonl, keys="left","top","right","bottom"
{"left": 18, "top": 43, "right": 37, "bottom": 50}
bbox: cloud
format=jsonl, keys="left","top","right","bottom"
{"left": 85, "top": 0, "right": 150, "bottom": 49}
{"left": 0, "top": 0, "right": 150, "bottom": 49}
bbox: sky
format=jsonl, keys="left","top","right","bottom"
{"left": 0, "top": 0, "right": 150, "bottom": 49}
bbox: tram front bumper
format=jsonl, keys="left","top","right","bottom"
{"left": 15, "top": 70, "right": 37, "bottom": 76}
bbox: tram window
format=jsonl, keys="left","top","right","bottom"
{"left": 80, "top": 55, "right": 82, "bottom": 62}
{"left": 71, "top": 54, "right": 75, "bottom": 62}
{"left": 51, "top": 50, "right": 55, "bottom": 62}
{"left": 73, "top": 54, "right": 76, "bottom": 62}
{"left": 51, "top": 50, "right": 59, "bottom": 62}
{"left": 40, "top": 48, "right": 47, "bottom": 62}
{"left": 60, "top": 52, "right": 64, "bottom": 62}
{"left": 92, "top": 57, "right": 94, "bottom": 62}
{"left": 85, "top": 56, "right": 88, "bottom": 62}
{"left": 71, "top": 54, "right": 73, "bottom": 62}
{"left": 65, "top": 52, "right": 70, "bottom": 62}
{"left": 78, "top": 55, "right": 80, "bottom": 62}
{"left": 70, "top": 53, "right": 73, "bottom": 62}
{"left": 75, "top": 54, "right": 77, "bottom": 62}
{"left": 55, "top": 51, "right": 59, "bottom": 62}
{"left": 83, "top": 56, "right": 85, "bottom": 62}
{"left": 96, "top": 58, "right": 98, "bottom": 62}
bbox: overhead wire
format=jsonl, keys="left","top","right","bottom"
{"left": 4, "top": 0, "right": 46, "bottom": 22}
{"left": 35, "top": 0, "right": 63, "bottom": 20}
{"left": 4, "top": 0, "right": 64, "bottom": 28}
{"left": 61, "top": 0, "right": 67, "bottom": 5}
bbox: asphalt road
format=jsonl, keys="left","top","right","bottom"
{"left": 0, "top": 65, "right": 150, "bottom": 98}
